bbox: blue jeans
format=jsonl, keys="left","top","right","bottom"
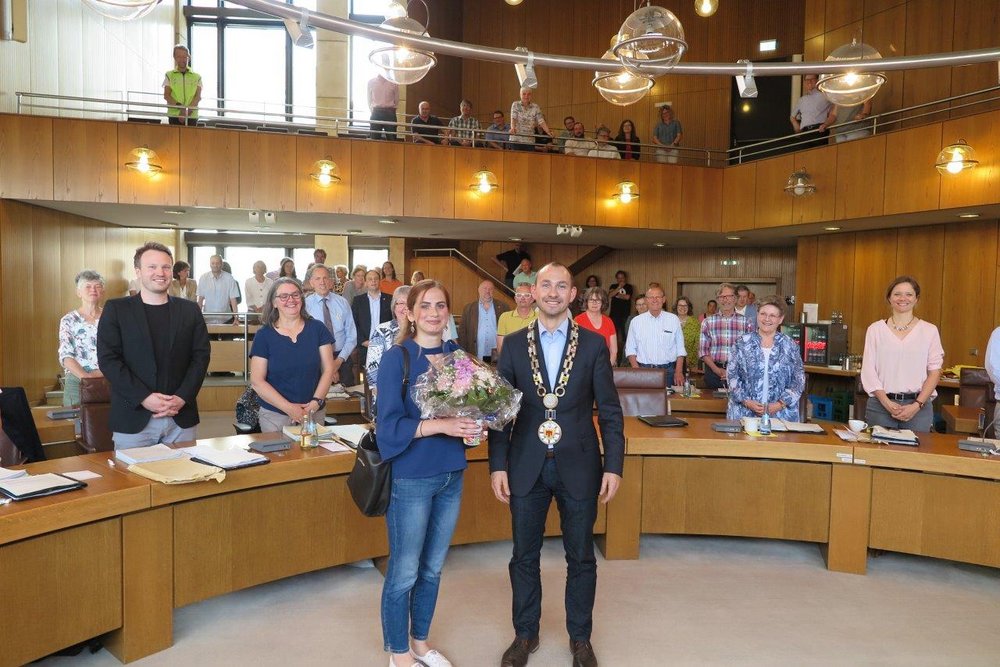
{"left": 381, "top": 471, "right": 464, "bottom": 653}
{"left": 509, "top": 458, "right": 598, "bottom": 642}
{"left": 640, "top": 361, "right": 676, "bottom": 379}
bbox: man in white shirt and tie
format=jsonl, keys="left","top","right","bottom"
{"left": 624, "top": 285, "right": 686, "bottom": 387}
{"left": 305, "top": 264, "right": 356, "bottom": 386}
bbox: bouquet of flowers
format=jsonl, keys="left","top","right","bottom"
{"left": 413, "top": 349, "right": 522, "bottom": 447}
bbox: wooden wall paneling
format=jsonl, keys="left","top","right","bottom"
{"left": 940, "top": 221, "right": 998, "bottom": 365}
{"left": 804, "top": 0, "right": 827, "bottom": 39}
{"left": 350, "top": 140, "right": 404, "bottom": 217}
{"left": 883, "top": 123, "right": 941, "bottom": 215}
{"left": 753, "top": 154, "right": 794, "bottom": 229}
{"left": 948, "top": 1, "right": 1000, "bottom": 117}
{"left": 295, "top": 136, "right": 352, "bottom": 214}
{"left": 680, "top": 166, "right": 723, "bottom": 233}
{"left": 864, "top": 0, "right": 907, "bottom": 16}
{"left": 938, "top": 110, "right": 1000, "bottom": 209}
{"left": 859, "top": 5, "right": 906, "bottom": 118}
{"left": 703, "top": 86, "right": 731, "bottom": 153}
{"left": 791, "top": 144, "right": 838, "bottom": 224}
{"left": 894, "top": 225, "right": 944, "bottom": 327}
{"left": 835, "top": 134, "right": 886, "bottom": 219}
{"left": 795, "top": 236, "right": 820, "bottom": 318}
{"left": 117, "top": 123, "right": 179, "bottom": 206}
{"left": 238, "top": 132, "right": 296, "bottom": 212}
{"left": 825, "top": 0, "right": 863, "bottom": 30}
{"left": 549, "top": 156, "right": 596, "bottom": 227}
{"left": 0, "top": 202, "right": 32, "bottom": 391}
{"left": 814, "top": 233, "right": 856, "bottom": 320}
{"left": 453, "top": 148, "right": 504, "bottom": 221}
{"left": 0, "top": 114, "right": 53, "bottom": 199}
{"left": 53, "top": 119, "right": 117, "bottom": 202}
{"left": 637, "top": 162, "right": 682, "bottom": 230}
{"left": 721, "top": 162, "right": 756, "bottom": 233}
{"left": 804, "top": 34, "right": 825, "bottom": 64}
{"left": 900, "top": 0, "right": 955, "bottom": 123}
{"left": 401, "top": 144, "right": 456, "bottom": 219}
{"left": 502, "top": 151, "right": 551, "bottom": 224}
{"left": 179, "top": 128, "right": 240, "bottom": 209}
{"left": 594, "top": 160, "right": 639, "bottom": 229}
{"left": 849, "top": 229, "right": 898, "bottom": 354}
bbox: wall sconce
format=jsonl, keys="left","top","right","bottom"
{"left": 125, "top": 146, "right": 162, "bottom": 176}
{"left": 310, "top": 158, "right": 341, "bottom": 187}
{"left": 612, "top": 180, "right": 639, "bottom": 204}
{"left": 935, "top": 140, "right": 979, "bottom": 175}
{"left": 784, "top": 168, "right": 816, "bottom": 196}
{"left": 470, "top": 169, "right": 498, "bottom": 195}
{"left": 694, "top": 0, "right": 719, "bottom": 18}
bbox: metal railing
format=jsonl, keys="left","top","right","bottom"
{"left": 412, "top": 248, "right": 515, "bottom": 297}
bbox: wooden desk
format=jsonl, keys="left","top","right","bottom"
{"left": 941, "top": 403, "right": 981, "bottom": 434}
{"left": 669, "top": 394, "right": 728, "bottom": 414}
{"left": 31, "top": 405, "right": 76, "bottom": 444}
{"left": 0, "top": 457, "right": 151, "bottom": 667}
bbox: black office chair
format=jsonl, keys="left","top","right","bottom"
{"left": 0, "top": 387, "right": 46, "bottom": 465}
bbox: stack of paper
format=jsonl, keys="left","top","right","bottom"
{"left": 327, "top": 424, "right": 369, "bottom": 447}
{"left": 0, "top": 466, "right": 28, "bottom": 481}
{"left": 769, "top": 420, "right": 825, "bottom": 434}
{"left": 127, "top": 458, "right": 226, "bottom": 484}
{"left": 186, "top": 446, "right": 268, "bottom": 470}
{"left": 115, "top": 444, "right": 185, "bottom": 465}
{"left": 0, "top": 473, "right": 85, "bottom": 500}
{"left": 871, "top": 426, "right": 919, "bottom": 445}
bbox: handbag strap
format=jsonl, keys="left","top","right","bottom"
{"left": 397, "top": 344, "right": 410, "bottom": 401}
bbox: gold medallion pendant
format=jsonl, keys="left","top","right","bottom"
{"left": 538, "top": 419, "right": 562, "bottom": 445}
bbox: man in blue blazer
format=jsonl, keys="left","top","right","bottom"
{"left": 489, "top": 263, "right": 625, "bottom": 667}
{"left": 98, "top": 242, "right": 211, "bottom": 449}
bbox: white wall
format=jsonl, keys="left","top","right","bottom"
{"left": 0, "top": 0, "right": 174, "bottom": 116}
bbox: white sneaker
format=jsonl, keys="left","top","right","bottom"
{"left": 411, "top": 649, "right": 453, "bottom": 667}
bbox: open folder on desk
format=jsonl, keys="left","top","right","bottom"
{"left": 0, "top": 473, "right": 86, "bottom": 500}
{"left": 871, "top": 426, "right": 919, "bottom": 445}
{"left": 127, "top": 458, "right": 226, "bottom": 484}
{"left": 186, "top": 446, "right": 269, "bottom": 470}
{"left": 768, "top": 420, "right": 825, "bottom": 434}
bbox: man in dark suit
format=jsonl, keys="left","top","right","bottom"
{"left": 351, "top": 268, "right": 392, "bottom": 348}
{"left": 97, "top": 242, "right": 211, "bottom": 449}
{"left": 458, "top": 280, "right": 509, "bottom": 360}
{"left": 489, "top": 263, "right": 625, "bottom": 667}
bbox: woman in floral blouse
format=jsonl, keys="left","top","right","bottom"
{"left": 727, "top": 295, "right": 805, "bottom": 421}
{"left": 365, "top": 285, "right": 411, "bottom": 419}
{"left": 58, "top": 270, "right": 106, "bottom": 406}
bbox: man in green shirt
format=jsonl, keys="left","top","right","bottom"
{"left": 163, "top": 45, "right": 202, "bottom": 126}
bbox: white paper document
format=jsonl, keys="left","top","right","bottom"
{"left": 185, "top": 446, "right": 267, "bottom": 469}
{"left": 63, "top": 470, "right": 102, "bottom": 481}
{"left": 0, "top": 466, "right": 28, "bottom": 481}
{"left": 319, "top": 441, "right": 352, "bottom": 453}
{"left": 115, "top": 444, "right": 185, "bottom": 465}
{"left": 327, "top": 424, "right": 370, "bottom": 447}
{"left": 0, "top": 473, "right": 82, "bottom": 498}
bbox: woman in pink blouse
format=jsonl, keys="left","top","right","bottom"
{"left": 859, "top": 276, "right": 944, "bottom": 432}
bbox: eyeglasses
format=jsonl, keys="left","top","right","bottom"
{"left": 515, "top": 293, "right": 533, "bottom": 299}
{"left": 588, "top": 297, "right": 603, "bottom": 302}
{"left": 718, "top": 293, "right": 736, "bottom": 299}
{"left": 276, "top": 293, "right": 302, "bottom": 302}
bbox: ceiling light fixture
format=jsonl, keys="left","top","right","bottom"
{"left": 125, "top": 146, "right": 162, "bottom": 176}
{"left": 377, "top": 218, "right": 398, "bottom": 225}
{"left": 509, "top": 236, "right": 522, "bottom": 241}
{"left": 505, "top": 0, "right": 524, "bottom": 5}
{"left": 283, "top": 8, "right": 314, "bottom": 48}
{"left": 694, "top": 0, "right": 719, "bottom": 18}
{"left": 310, "top": 157, "right": 341, "bottom": 187}
{"left": 163, "top": 209, "right": 186, "bottom": 215}
{"left": 726, "top": 235, "right": 742, "bottom": 240}
{"left": 593, "top": 48, "right": 655, "bottom": 106}
{"left": 784, "top": 168, "right": 816, "bottom": 196}
{"left": 817, "top": 38, "right": 886, "bottom": 106}
{"left": 159, "top": 221, "right": 178, "bottom": 227}
{"left": 470, "top": 169, "right": 499, "bottom": 195}
{"left": 957, "top": 212, "right": 981, "bottom": 219}
{"left": 824, "top": 226, "right": 841, "bottom": 231}
{"left": 613, "top": 3, "right": 687, "bottom": 74}
{"left": 514, "top": 46, "right": 538, "bottom": 89}
{"left": 935, "top": 140, "right": 979, "bottom": 175}
{"left": 654, "top": 242, "right": 666, "bottom": 248}
{"left": 612, "top": 180, "right": 639, "bottom": 203}
{"left": 368, "top": 0, "right": 436, "bottom": 85}
{"left": 735, "top": 59, "right": 758, "bottom": 98}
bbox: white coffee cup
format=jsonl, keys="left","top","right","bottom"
{"left": 848, "top": 419, "right": 868, "bottom": 433}
{"left": 744, "top": 417, "right": 760, "bottom": 434}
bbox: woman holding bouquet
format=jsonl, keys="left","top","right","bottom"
{"left": 376, "top": 279, "right": 483, "bottom": 667}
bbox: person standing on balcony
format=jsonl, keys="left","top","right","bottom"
{"left": 790, "top": 74, "right": 836, "bottom": 149}
{"left": 163, "top": 44, "right": 202, "bottom": 126}
{"left": 368, "top": 74, "right": 399, "bottom": 141}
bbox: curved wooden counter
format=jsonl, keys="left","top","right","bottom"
{"left": 3, "top": 422, "right": 999, "bottom": 665}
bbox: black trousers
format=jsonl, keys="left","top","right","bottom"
{"left": 703, "top": 362, "right": 727, "bottom": 390}
{"left": 369, "top": 107, "right": 397, "bottom": 141}
{"left": 509, "top": 457, "right": 598, "bottom": 642}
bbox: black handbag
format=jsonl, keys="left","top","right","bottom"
{"left": 347, "top": 345, "right": 409, "bottom": 517}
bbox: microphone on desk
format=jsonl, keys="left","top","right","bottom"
{"left": 957, "top": 407, "right": 1000, "bottom": 455}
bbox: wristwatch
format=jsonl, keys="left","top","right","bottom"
{"left": 311, "top": 397, "right": 327, "bottom": 409}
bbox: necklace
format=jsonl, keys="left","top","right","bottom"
{"left": 888, "top": 315, "right": 916, "bottom": 332}
{"left": 526, "top": 320, "right": 580, "bottom": 446}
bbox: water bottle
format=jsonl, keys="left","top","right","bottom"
{"left": 759, "top": 410, "right": 772, "bottom": 435}
{"left": 683, "top": 371, "right": 692, "bottom": 397}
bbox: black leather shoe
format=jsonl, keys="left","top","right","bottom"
{"left": 501, "top": 637, "right": 540, "bottom": 667}
{"left": 570, "top": 639, "right": 598, "bottom": 667}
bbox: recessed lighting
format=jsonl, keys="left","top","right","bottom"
{"left": 163, "top": 209, "right": 186, "bottom": 215}
{"left": 654, "top": 242, "right": 666, "bottom": 248}
{"left": 726, "top": 235, "right": 742, "bottom": 240}
{"left": 377, "top": 218, "right": 398, "bottom": 225}
{"left": 957, "top": 213, "right": 980, "bottom": 219}
{"left": 346, "top": 229, "right": 364, "bottom": 235}
{"left": 824, "top": 226, "right": 841, "bottom": 231}
{"left": 721, "top": 259, "right": 739, "bottom": 266}
{"left": 159, "top": 221, "right": 178, "bottom": 227}
{"left": 190, "top": 229, "right": 218, "bottom": 234}
{"left": 509, "top": 237, "right": 522, "bottom": 241}
{"left": 428, "top": 232, "right": 443, "bottom": 237}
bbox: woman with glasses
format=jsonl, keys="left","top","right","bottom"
{"left": 58, "top": 270, "right": 106, "bottom": 406}
{"left": 575, "top": 286, "right": 617, "bottom": 366}
{"left": 364, "top": 285, "right": 411, "bottom": 419}
{"left": 249, "top": 278, "right": 335, "bottom": 433}
{"left": 727, "top": 296, "right": 805, "bottom": 421}
{"left": 376, "top": 280, "right": 481, "bottom": 667}
{"left": 674, "top": 296, "right": 700, "bottom": 373}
